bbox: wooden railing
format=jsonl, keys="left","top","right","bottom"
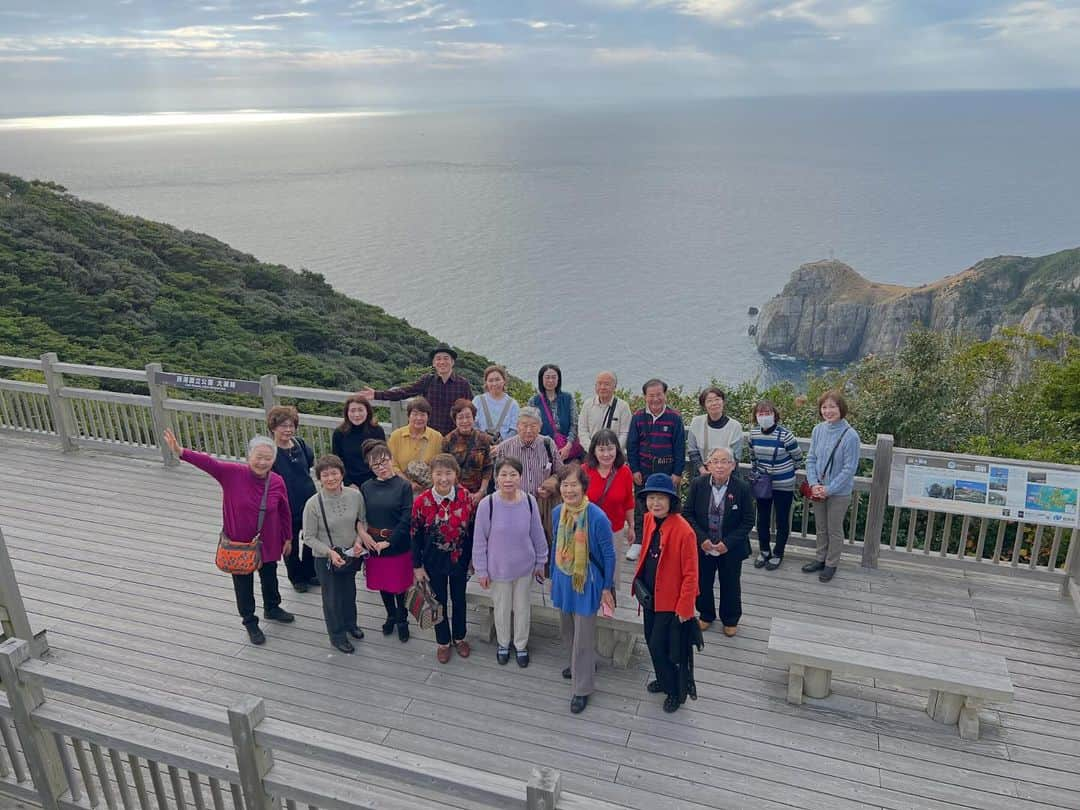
{"left": 0, "top": 636, "right": 606, "bottom": 810}
{"left": 1, "top": 353, "right": 1076, "bottom": 588}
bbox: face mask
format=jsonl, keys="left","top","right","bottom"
{"left": 756, "top": 414, "right": 775, "bottom": 430}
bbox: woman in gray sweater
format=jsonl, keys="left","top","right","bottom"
{"left": 303, "top": 454, "right": 375, "bottom": 654}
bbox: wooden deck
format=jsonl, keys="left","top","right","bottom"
{"left": 1, "top": 435, "right": 1078, "bottom": 810}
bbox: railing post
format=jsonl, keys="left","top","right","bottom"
{"left": 389, "top": 400, "right": 406, "bottom": 431}
{"left": 1064, "top": 527, "right": 1080, "bottom": 606}
{"left": 228, "top": 695, "right": 277, "bottom": 810}
{"left": 0, "top": 639, "right": 67, "bottom": 810}
{"left": 526, "top": 767, "right": 561, "bottom": 810}
{"left": 0, "top": 528, "right": 48, "bottom": 657}
{"left": 862, "top": 433, "right": 893, "bottom": 569}
{"left": 39, "top": 352, "right": 76, "bottom": 452}
{"left": 259, "top": 375, "right": 278, "bottom": 417}
{"left": 145, "top": 363, "right": 178, "bottom": 467}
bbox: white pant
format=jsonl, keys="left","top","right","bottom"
{"left": 490, "top": 574, "right": 533, "bottom": 650}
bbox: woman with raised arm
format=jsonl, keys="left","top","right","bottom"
{"left": 332, "top": 394, "right": 386, "bottom": 489}
{"left": 163, "top": 429, "right": 294, "bottom": 646}
{"left": 551, "top": 464, "right": 615, "bottom": 715}
{"left": 302, "top": 454, "right": 373, "bottom": 654}
{"left": 359, "top": 440, "right": 416, "bottom": 641}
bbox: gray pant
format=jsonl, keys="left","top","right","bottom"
{"left": 560, "top": 611, "right": 597, "bottom": 696}
{"left": 814, "top": 494, "right": 851, "bottom": 568}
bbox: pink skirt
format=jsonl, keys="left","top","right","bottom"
{"left": 365, "top": 552, "right": 413, "bottom": 594}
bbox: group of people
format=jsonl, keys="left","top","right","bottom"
{"left": 166, "top": 343, "right": 861, "bottom": 715}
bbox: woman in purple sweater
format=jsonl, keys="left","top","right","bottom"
{"left": 164, "top": 429, "right": 294, "bottom": 645}
{"left": 473, "top": 457, "right": 549, "bottom": 667}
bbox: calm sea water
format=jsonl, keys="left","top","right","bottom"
{"left": 3, "top": 92, "right": 1079, "bottom": 393}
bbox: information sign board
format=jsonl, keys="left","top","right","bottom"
{"left": 889, "top": 450, "right": 1079, "bottom": 528}
{"left": 155, "top": 372, "right": 262, "bottom": 397}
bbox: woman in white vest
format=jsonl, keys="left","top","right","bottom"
{"left": 688, "top": 387, "right": 743, "bottom": 477}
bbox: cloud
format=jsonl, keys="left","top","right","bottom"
{"left": 977, "top": 1, "right": 1080, "bottom": 38}
{"left": 0, "top": 26, "right": 281, "bottom": 59}
{"left": 592, "top": 44, "right": 718, "bottom": 64}
{"left": 513, "top": 19, "right": 578, "bottom": 31}
{"left": 633, "top": 0, "right": 882, "bottom": 29}
{"left": 252, "top": 11, "right": 314, "bottom": 20}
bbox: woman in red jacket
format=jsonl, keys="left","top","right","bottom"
{"left": 631, "top": 473, "right": 699, "bottom": 713}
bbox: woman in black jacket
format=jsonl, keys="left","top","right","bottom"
{"left": 685, "top": 447, "right": 756, "bottom": 637}
{"left": 332, "top": 395, "right": 386, "bottom": 489}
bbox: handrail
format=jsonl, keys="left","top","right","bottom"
{"left": 0, "top": 638, "right": 569, "bottom": 810}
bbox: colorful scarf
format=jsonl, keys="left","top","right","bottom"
{"left": 555, "top": 497, "right": 591, "bottom": 593}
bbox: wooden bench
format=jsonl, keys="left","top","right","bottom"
{"left": 465, "top": 578, "right": 642, "bottom": 668}
{"left": 767, "top": 618, "right": 1014, "bottom": 740}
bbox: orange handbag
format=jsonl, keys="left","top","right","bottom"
{"left": 215, "top": 476, "right": 270, "bottom": 575}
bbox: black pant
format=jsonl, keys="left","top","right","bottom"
{"left": 284, "top": 517, "right": 316, "bottom": 584}
{"left": 380, "top": 591, "right": 406, "bottom": 622}
{"left": 632, "top": 461, "right": 675, "bottom": 543}
{"left": 643, "top": 609, "right": 679, "bottom": 699}
{"left": 315, "top": 556, "right": 359, "bottom": 642}
{"left": 427, "top": 562, "right": 468, "bottom": 645}
{"left": 232, "top": 562, "right": 281, "bottom": 626}
{"left": 696, "top": 550, "right": 743, "bottom": 626}
{"left": 757, "top": 489, "right": 794, "bottom": 559}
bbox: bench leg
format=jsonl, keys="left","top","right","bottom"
{"left": 474, "top": 606, "right": 496, "bottom": 644}
{"left": 595, "top": 625, "right": 617, "bottom": 659}
{"left": 786, "top": 664, "right": 805, "bottom": 705}
{"left": 803, "top": 666, "right": 832, "bottom": 699}
{"left": 610, "top": 632, "right": 636, "bottom": 669}
{"left": 958, "top": 699, "right": 982, "bottom": 741}
{"left": 926, "top": 690, "right": 964, "bottom": 725}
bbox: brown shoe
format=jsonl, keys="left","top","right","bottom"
{"left": 436, "top": 645, "right": 452, "bottom": 664}
{"left": 454, "top": 639, "right": 471, "bottom": 658}
{"left": 697, "top": 619, "right": 712, "bottom": 631}
{"left": 722, "top": 625, "right": 737, "bottom": 637}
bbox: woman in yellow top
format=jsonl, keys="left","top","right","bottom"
{"left": 387, "top": 397, "right": 443, "bottom": 492}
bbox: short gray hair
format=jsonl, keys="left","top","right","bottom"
{"left": 596, "top": 370, "right": 618, "bottom": 385}
{"left": 247, "top": 435, "right": 277, "bottom": 456}
{"left": 707, "top": 446, "right": 734, "bottom": 463}
{"left": 518, "top": 406, "right": 542, "bottom": 425}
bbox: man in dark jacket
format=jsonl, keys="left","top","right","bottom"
{"left": 685, "top": 447, "right": 756, "bottom": 636}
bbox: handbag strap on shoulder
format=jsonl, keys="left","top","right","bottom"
{"left": 253, "top": 475, "right": 272, "bottom": 540}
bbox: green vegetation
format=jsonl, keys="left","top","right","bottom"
{"left": 0, "top": 173, "right": 496, "bottom": 392}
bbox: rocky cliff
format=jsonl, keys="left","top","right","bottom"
{"left": 754, "top": 249, "right": 1080, "bottom": 362}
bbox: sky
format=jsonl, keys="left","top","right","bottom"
{"left": 1, "top": 1, "right": 1079, "bottom": 115}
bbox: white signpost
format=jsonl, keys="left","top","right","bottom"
{"left": 889, "top": 449, "right": 1080, "bottom": 529}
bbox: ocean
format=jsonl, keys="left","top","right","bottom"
{"left": 3, "top": 91, "right": 1079, "bottom": 393}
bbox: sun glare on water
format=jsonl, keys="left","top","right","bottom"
{"left": 0, "top": 109, "right": 392, "bottom": 131}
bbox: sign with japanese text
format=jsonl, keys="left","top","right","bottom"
{"left": 155, "top": 372, "right": 262, "bottom": 397}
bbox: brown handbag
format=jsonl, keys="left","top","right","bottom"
{"left": 215, "top": 475, "right": 271, "bottom": 575}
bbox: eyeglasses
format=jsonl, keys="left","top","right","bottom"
{"left": 370, "top": 457, "right": 392, "bottom": 468}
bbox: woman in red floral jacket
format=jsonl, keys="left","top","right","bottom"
{"left": 411, "top": 454, "right": 474, "bottom": 663}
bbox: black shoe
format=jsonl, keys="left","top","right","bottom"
{"left": 332, "top": 639, "right": 355, "bottom": 654}
{"left": 570, "top": 695, "right": 588, "bottom": 714}
{"left": 562, "top": 667, "right": 572, "bottom": 680}
{"left": 291, "top": 581, "right": 309, "bottom": 593}
{"left": 497, "top": 647, "right": 510, "bottom": 665}
{"left": 348, "top": 627, "right": 365, "bottom": 640}
{"left": 662, "top": 695, "right": 680, "bottom": 713}
{"left": 246, "top": 625, "right": 266, "bottom": 645}
{"left": 753, "top": 552, "right": 770, "bottom": 569}
{"left": 765, "top": 556, "right": 783, "bottom": 571}
{"left": 819, "top": 566, "right": 837, "bottom": 583}
{"left": 801, "top": 560, "right": 825, "bottom": 573}
{"left": 264, "top": 607, "right": 294, "bottom": 623}
{"left": 397, "top": 621, "right": 410, "bottom": 642}
{"left": 381, "top": 616, "right": 396, "bottom": 635}
{"left": 516, "top": 649, "right": 530, "bottom": 668}
{"left": 646, "top": 680, "right": 664, "bottom": 694}
{"left": 307, "top": 577, "right": 321, "bottom": 588}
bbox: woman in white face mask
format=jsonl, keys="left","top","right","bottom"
{"left": 747, "top": 401, "right": 803, "bottom": 570}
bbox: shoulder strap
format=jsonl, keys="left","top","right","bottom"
{"left": 543, "top": 437, "right": 555, "bottom": 465}
{"left": 537, "top": 393, "right": 558, "bottom": 435}
{"left": 317, "top": 493, "right": 334, "bottom": 545}
{"left": 488, "top": 492, "right": 534, "bottom": 521}
{"left": 822, "top": 427, "right": 851, "bottom": 478}
{"left": 603, "top": 398, "right": 617, "bottom": 429}
{"left": 296, "top": 436, "right": 313, "bottom": 467}
{"left": 493, "top": 398, "right": 512, "bottom": 432}
{"left": 703, "top": 420, "right": 710, "bottom": 457}
{"left": 253, "top": 475, "right": 272, "bottom": 539}
{"left": 479, "top": 396, "right": 495, "bottom": 428}
{"left": 594, "top": 467, "right": 618, "bottom": 507}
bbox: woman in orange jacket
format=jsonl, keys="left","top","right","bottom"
{"left": 631, "top": 473, "right": 699, "bottom": 712}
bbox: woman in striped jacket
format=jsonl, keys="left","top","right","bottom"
{"left": 747, "top": 400, "right": 803, "bottom": 571}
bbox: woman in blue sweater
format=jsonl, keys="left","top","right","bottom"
{"left": 748, "top": 400, "right": 803, "bottom": 571}
{"left": 551, "top": 464, "right": 615, "bottom": 715}
{"left": 802, "top": 391, "right": 861, "bottom": 583}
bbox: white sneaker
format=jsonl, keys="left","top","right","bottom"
{"left": 625, "top": 544, "right": 641, "bottom": 562}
